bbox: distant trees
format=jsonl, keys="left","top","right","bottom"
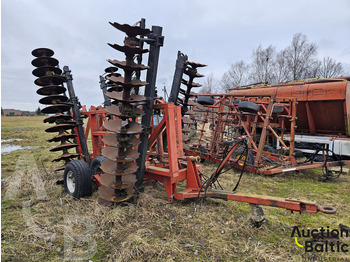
{"left": 199, "top": 73, "right": 219, "bottom": 94}
{"left": 35, "top": 106, "right": 42, "bottom": 115}
{"left": 220, "top": 33, "right": 345, "bottom": 91}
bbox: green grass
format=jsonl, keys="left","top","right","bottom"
{"left": 1, "top": 116, "right": 350, "bottom": 261}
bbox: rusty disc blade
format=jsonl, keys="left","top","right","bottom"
{"left": 44, "top": 114, "right": 72, "bottom": 123}
{"left": 105, "top": 105, "right": 144, "bottom": 118}
{"left": 109, "top": 21, "right": 152, "bottom": 36}
{"left": 186, "top": 61, "right": 207, "bottom": 68}
{"left": 102, "top": 134, "right": 140, "bottom": 147}
{"left": 108, "top": 59, "right": 149, "bottom": 71}
{"left": 50, "top": 143, "right": 78, "bottom": 152}
{"left": 183, "top": 134, "right": 190, "bottom": 142}
{"left": 39, "top": 95, "right": 69, "bottom": 105}
{"left": 45, "top": 123, "right": 75, "bottom": 133}
{"left": 184, "top": 70, "right": 205, "bottom": 78}
{"left": 34, "top": 75, "right": 66, "bottom": 86}
{"left": 32, "top": 48, "right": 54, "bottom": 58}
{"left": 102, "top": 147, "right": 140, "bottom": 162}
{"left": 105, "top": 66, "right": 119, "bottom": 73}
{"left": 105, "top": 91, "right": 147, "bottom": 103}
{"left": 182, "top": 117, "right": 193, "bottom": 124}
{"left": 36, "top": 85, "right": 67, "bottom": 96}
{"left": 52, "top": 153, "right": 80, "bottom": 162}
{"left": 98, "top": 185, "right": 133, "bottom": 202}
{"left": 32, "top": 66, "right": 62, "bottom": 77}
{"left": 184, "top": 110, "right": 194, "bottom": 115}
{"left": 182, "top": 126, "right": 191, "bottom": 133}
{"left": 41, "top": 104, "right": 71, "bottom": 114}
{"left": 99, "top": 173, "right": 131, "bottom": 189}
{"left": 100, "top": 160, "right": 138, "bottom": 176}
{"left": 54, "top": 165, "right": 66, "bottom": 172}
{"left": 108, "top": 43, "right": 149, "bottom": 55}
{"left": 32, "top": 56, "right": 59, "bottom": 67}
{"left": 48, "top": 133, "right": 76, "bottom": 142}
{"left": 181, "top": 79, "right": 202, "bottom": 87}
{"left": 106, "top": 75, "right": 147, "bottom": 88}
{"left": 103, "top": 119, "right": 143, "bottom": 134}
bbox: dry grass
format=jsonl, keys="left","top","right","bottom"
{"left": 1, "top": 116, "right": 350, "bottom": 261}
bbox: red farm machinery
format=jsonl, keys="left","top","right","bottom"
{"left": 31, "top": 19, "right": 338, "bottom": 218}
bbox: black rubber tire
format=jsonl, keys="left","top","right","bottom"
{"left": 64, "top": 160, "right": 92, "bottom": 198}
{"left": 90, "top": 156, "right": 106, "bottom": 176}
{"left": 233, "top": 99, "right": 241, "bottom": 105}
{"left": 272, "top": 106, "right": 284, "bottom": 114}
{"left": 231, "top": 148, "right": 254, "bottom": 165}
{"left": 197, "top": 96, "right": 215, "bottom": 106}
{"left": 263, "top": 145, "right": 278, "bottom": 154}
{"left": 238, "top": 101, "right": 260, "bottom": 113}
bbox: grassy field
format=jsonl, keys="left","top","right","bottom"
{"left": 1, "top": 116, "right": 350, "bottom": 261}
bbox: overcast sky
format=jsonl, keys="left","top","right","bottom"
{"left": 2, "top": 0, "right": 350, "bottom": 111}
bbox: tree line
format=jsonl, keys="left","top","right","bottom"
{"left": 200, "top": 33, "right": 345, "bottom": 94}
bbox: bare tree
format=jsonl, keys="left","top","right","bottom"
{"left": 273, "top": 49, "right": 290, "bottom": 83}
{"left": 284, "top": 33, "right": 318, "bottom": 80}
{"left": 317, "top": 57, "right": 344, "bottom": 78}
{"left": 220, "top": 60, "right": 250, "bottom": 90}
{"left": 199, "top": 73, "right": 219, "bottom": 94}
{"left": 249, "top": 45, "right": 276, "bottom": 83}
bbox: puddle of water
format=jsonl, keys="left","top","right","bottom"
{"left": 1, "top": 138, "right": 24, "bottom": 143}
{"left": 1, "top": 139, "right": 38, "bottom": 154}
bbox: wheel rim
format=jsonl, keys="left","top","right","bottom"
{"left": 66, "top": 170, "right": 75, "bottom": 193}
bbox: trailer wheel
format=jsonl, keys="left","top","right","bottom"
{"left": 197, "top": 96, "right": 215, "bottom": 106}
{"left": 272, "top": 106, "right": 284, "bottom": 114}
{"left": 238, "top": 101, "right": 260, "bottom": 113}
{"left": 232, "top": 148, "right": 254, "bottom": 165}
{"left": 90, "top": 156, "right": 106, "bottom": 176}
{"left": 64, "top": 160, "right": 92, "bottom": 198}
{"left": 263, "top": 145, "right": 278, "bottom": 154}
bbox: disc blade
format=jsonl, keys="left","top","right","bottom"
{"left": 45, "top": 123, "right": 75, "bottom": 133}
{"left": 44, "top": 114, "right": 72, "bottom": 123}
{"left": 108, "top": 43, "right": 149, "bottom": 55}
{"left": 32, "top": 48, "right": 54, "bottom": 58}
{"left": 105, "top": 91, "right": 147, "bottom": 103}
{"left": 99, "top": 173, "right": 131, "bottom": 189}
{"left": 31, "top": 57, "right": 59, "bottom": 67}
{"left": 102, "top": 147, "right": 140, "bottom": 162}
{"left": 106, "top": 75, "right": 147, "bottom": 88}
{"left": 34, "top": 75, "right": 66, "bottom": 86}
{"left": 109, "top": 21, "right": 152, "bottom": 36}
{"left": 50, "top": 143, "right": 78, "bottom": 152}
{"left": 41, "top": 104, "right": 71, "bottom": 114}
{"left": 36, "top": 85, "right": 67, "bottom": 96}
{"left": 105, "top": 105, "right": 144, "bottom": 118}
{"left": 32, "top": 66, "right": 62, "bottom": 77}
{"left": 48, "top": 133, "right": 76, "bottom": 142}
{"left": 52, "top": 153, "right": 80, "bottom": 162}
{"left": 98, "top": 185, "right": 133, "bottom": 202}
{"left": 100, "top": 160, "right": 138, "bottom": 176}
{"left": 39, "top": 95, "right": 68, "bottom": 105}
{"left": 108, "top": 59, "right": 149, "bottom": 71}
{"left": 103, "top": 119, "right": 143, "bottom": 134}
